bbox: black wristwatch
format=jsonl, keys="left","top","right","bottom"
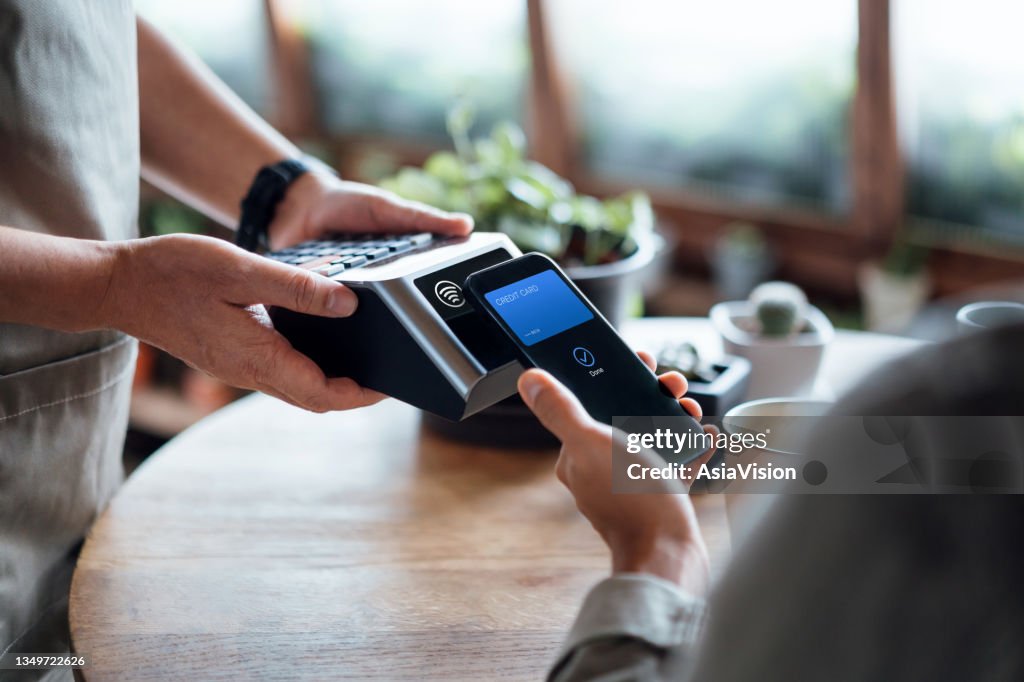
{"left": 236, "top": 156, "right": 332, "bottom": 253}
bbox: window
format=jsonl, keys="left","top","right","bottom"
{"left": 135, "top": 0, "right": 270, "bottom": 114}
{"left": 290, "top": 0, "right": 528, "bottom": 141}
{"left": 895, "top": 0, "right": 1024, "bottom": 246}
{"left": 549, "top": 0, "right": 857, "bottom": 215}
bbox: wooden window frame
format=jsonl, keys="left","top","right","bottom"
{"left": 263, "top": 0, "right": 1024, "bottom": 299}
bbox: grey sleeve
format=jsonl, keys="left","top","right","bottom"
{"left": 548, "top": 574, "right": 706, "bottom": 682}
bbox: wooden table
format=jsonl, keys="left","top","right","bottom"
{"left": 70, "top": 318, "right": 920, "bottom": 681}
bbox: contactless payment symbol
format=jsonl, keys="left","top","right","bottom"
{"left": 573, "top": 346, "right": 596, "bottom": 367}
{"left": 434, "top": 280, "right": 465, "bottom": 308}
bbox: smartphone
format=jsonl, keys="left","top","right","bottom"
{"left": 465, "top": 253, "right": 707, "bottom": 460}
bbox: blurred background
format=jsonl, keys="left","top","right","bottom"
{"left": 126, "top": 0, "right": 1024, "bottom": 458}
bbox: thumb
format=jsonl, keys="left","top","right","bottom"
{"left": 519, "top": 369, "right": 594, "bottom": 443}
{"left": 244, "top": 256, "right": 358, "bottom": 317}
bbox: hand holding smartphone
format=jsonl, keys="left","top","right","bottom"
{"left": 465, "top": 253, "right": 707, "bottom": 462}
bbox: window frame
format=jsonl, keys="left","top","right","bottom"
{"left": 261, "top": 0, "right": 1024, "bottom": 298}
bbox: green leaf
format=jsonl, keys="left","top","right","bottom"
{"left": 379, "top": 115, "right": 655, "bottom": 266}
{"left": 474, "top": 138, "right": 510, "bottom": 172}
{"left": 548, "top": 200, "right": 574, "bottom": 224}
{"left": 491, "top": 121, "right": 526, "bottom": 163}
{"left": 381, "top": 167, "right": 448, "bottom": 207}
{"left": 424, "top": 151, "right": 466, "bottom": 185}
{"left": 522, "top": 161, "right": 574, "bottom": 199}
{"left": 628, "top": 191, "right": 654, "bottom": 234}
{"left": 505, "top": 176, "right": 550, "bottom": 211}
{"left": 497, "top": 215, "right": 564, "bottom": 256}
{"left": 446, "top": 99, "right": 476, "bottom": 162}
{"left": 602, "top": 197, "right": 633, "bottom": 233}
{"left": 470, "top": 177, "right": 508, "bottom": 210}
{"left": 572, "top": 195, "right": 605, "bottom": 231}
{"left": 443, "top": 188, "right": 476, "bottom": 215}
{"left": 446, "top": 100, "right": 474, "bottom": 136}
{"left": 720, "top": 222, "right": 767, "bottom": 257}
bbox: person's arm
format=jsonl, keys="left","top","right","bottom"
{"left": 517, "top": 358, "right": 715, "bottom": 681}
{"left": 0, "top": 228, "right": 121, "bottom": 334}
{"left": 0, "top": 225, "right": 380, "bottom": 412}
{"left": 549, "top": 574, "right": 706, "bottom": 681}
{"left": 2, "top": 17, "right": 473, "bottom": 413}
{"left": 135, "top": 17, "right": 471, "bottom": 248}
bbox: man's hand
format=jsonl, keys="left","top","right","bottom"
{"left": 267, "top": 171, "right": 473, "bottom": 250}
{"left": 518, "top": 352, "right": 716, "bottom": 594}
{"left": 102, "top": 233, "right": 385, "bottom": 412}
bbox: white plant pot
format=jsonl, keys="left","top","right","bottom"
{"left": 857, "top": 262, "right": 930, "bottom": 333}
{"left": 710, "top": 301, "right": 834, "bottom": 400}
{"left": 709, "top": 247, "right": 775, "bottom": 301}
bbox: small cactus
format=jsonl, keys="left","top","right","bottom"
{"left": 750, "top": 281, "right": 807, "bottom": 336}
{"left": 756, "top": 298, "right": 799, "bottom": 335}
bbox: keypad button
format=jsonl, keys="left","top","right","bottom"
{"left": 341, "top": 255, "right": 368, "bottom": 268}
{"left": 324, "top": 263, "right": 347, "bottom": 276}
{"left": 264, "top": 233, "right": 432, "bottom": 271}
{"left": 385, "top": 240, "right": 412, "bottom": 253}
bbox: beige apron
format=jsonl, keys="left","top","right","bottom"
{"left": 0, "top": 1, "right": 139, "bottom": 676}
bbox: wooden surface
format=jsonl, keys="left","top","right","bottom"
{"left": 70, "top": 318, "right": 921, "bottom": 681}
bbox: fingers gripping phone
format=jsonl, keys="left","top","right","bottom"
{"left": 465, "top": 253, "right": 707, "bottom": 461}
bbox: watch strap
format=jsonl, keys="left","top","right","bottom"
{"left": 236, "top": 158, "right": 312, "bottom": 253}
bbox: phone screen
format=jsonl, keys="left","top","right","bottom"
{"left": 483, "top": 269, "right": 594, "bottom": 345}
{"left": 468, "top": 254, "right": 707, "bottom": 456}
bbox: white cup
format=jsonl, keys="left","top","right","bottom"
{"left": 720, "top": 398, "right": 832, "bottom": 538}
{"left": 956, "top": 301, "right": 1024, "bottom": 334}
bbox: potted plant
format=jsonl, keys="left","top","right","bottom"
{"left": 379, "top": 104, "right": 661, "bottom": 447}
{"left": 709, "top": 222, "right": 775, "bottom": 301}
{"left": 655, "top": 341, "right": 751, "bottom": 422}
{"left": 710, "top": 281, "right": 834, "bottom": 400}
{"left": 858, "top": 235, "right": 930, "bottom": 333}
{"left": 379, "top": 103, "right": 659, "bottom": 328}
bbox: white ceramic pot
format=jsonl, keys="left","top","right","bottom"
{"left": 857, "top": 261, "right": 930, "bottom": 333}
{"left": 710, "top": 301, "right": 834, "bottom": 400}
{"left": 709, "top": 246, "right": 775, "bottom": 301}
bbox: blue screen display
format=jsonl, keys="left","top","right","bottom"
{"left": 484, "top": 269, "right": 594, "bottom": 346}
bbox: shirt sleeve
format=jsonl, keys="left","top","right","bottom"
{"left": 548, "top": 573, "right": 706, "bottom": 682}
